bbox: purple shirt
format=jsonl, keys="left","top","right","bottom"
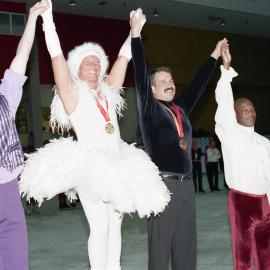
{"left": 0, "top": 69, "right": 27, "bottom": 184}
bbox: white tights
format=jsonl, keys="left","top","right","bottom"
{"left": 79, "top": 196, "right": 123, "bottom": 270}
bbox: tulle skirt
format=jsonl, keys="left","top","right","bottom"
{"left": 20, "top": 137, "right": 170, "bottom": 217}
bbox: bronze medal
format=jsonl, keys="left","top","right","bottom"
{"left": 105, "top": 122, "right": 115, "bottom": 134}
{"left": 179, "top": 138, "right": 188, "bottom": 150}
{"left": 160, "top": 102, "right": 188, "bottom": 150}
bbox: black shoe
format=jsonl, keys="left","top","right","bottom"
{"left": 199, "top": 189, "right": 205, "bottom": 193}
{"left": 214, "top": 188, "right": 221, "bottom": 191}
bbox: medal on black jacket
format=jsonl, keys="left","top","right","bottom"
{"left": 95, "top": 97, "right": 115, "bottom": 134}
{"left": 160, "top": 102, "right": 188, "bottom": 150}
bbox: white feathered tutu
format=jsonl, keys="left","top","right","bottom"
{"left": 20, "top": 79, "right": 170, "bottom": 217}
{"left": 20, "top": 137, "right": 170, "bottom": 217}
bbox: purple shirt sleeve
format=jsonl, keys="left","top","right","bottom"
{"left": 0, "top": 69, "right": 27, "bottom": 116}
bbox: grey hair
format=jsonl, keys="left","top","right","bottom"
{"left": 150, "top": 66, "right": 173, "bottom": 86}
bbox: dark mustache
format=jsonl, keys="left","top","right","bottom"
{"left": 164, "top": 87, "right": 175, "bottom": 92}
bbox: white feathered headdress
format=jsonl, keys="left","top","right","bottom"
{"left": 67, "top": 42, "right": 109, "bottom": 81}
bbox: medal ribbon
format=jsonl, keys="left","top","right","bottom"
{"left": 160, "top": 102, "right": 184, "bottom": 138}
{"left": 94, "top": 97, "right": 111, "bottom": 122}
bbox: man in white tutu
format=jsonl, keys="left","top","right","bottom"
{"left": 20, "top": 1, "right": 170, "bottom": 270}
{"left": 0, "top": 2, "right": 48, "bottom": 270}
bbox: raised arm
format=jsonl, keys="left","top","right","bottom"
{"left": 107, "top": 33, "right": 131, "bottom": 89}
{"left": 0, "top": 2, "right": 47, "bottom": 114}
{"left": 215, "top": 46, "right": 238, "bottom": 141}
{"left": 175, "top": 39, "right": 228, "bottom": 114}
{"left": 108, "top": 9, "right": 146, "bottom": 89}
{"left": 41, "top": 0, "right": 76, "bottom": 115}
{"left": 10, "top": 2, "right": 48, "bottom": 74}
{"left": 130, "top": 9, "right": 158, "bottom": 116}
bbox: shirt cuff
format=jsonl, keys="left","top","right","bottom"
{"left": 220, "top": 65, "right": 238, "bottom": 82}
{"left": 131, "top": 37, "right": 141, "bottom": 42}
{"left": 5, "top": 69, "right": 28, "bottom": 86}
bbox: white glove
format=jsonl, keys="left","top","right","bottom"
{"left": 118, "top": 8, "right": 146, "bottom": 60}
{"left": 118, "top": 32, "right": 131, "bottom": 60}
{"left": 41, "top": 0, "right": 54, "bottom": 28}
{"left": 130, "top": 8, "right": 146, "bottom": 33}
{"left": 41, "top": 0, "right": 62, "bottom": 58}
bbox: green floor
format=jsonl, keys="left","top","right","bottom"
{"left": 25, "top": 179, "right": 233, "bottom": 270}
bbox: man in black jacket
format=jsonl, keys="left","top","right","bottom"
{"left": 130, "top": 9, "right": 228, "bottom": 270}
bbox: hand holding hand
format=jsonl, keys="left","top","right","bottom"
{"left": 211, "top": 38, "right": 229, "bottom": 60}
{"left": 28, "top": 0, "right": 49, "bottom": 20}
{"left": 40, "top": 0, "right": 62, "bottom": 57}
{"left": 130, "top": 8, "right": 146, "bottom": 38}
{"left": 40, "top": 0, "right": 53, "bottom": 25}
{"left": 221, "top": 46, "right": 231, "bottom": 69}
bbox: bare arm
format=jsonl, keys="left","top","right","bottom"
{"left": 51, "top": 56, "right": 77, "bottom": 114}
{"left": 42, "top": 0, "right": 77, "bottom": 115}
{"left": 107, "top": 31, "right": 131, "bottom": 89}
{"left": 210, "top": 38, "right": 228, "bottom": 60}
{"left": 10, "top": 2, "right": 48, "bottom": 74}
{"left": 107, "top": 55, "right": 129, "bottom": 89}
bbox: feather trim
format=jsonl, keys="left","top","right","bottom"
{"left": 49, "top": 80, "right": 125, "bottom": 133}
{"left": 50, "top": 86, "right": 72, "bottom": 134}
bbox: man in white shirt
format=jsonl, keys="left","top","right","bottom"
{"left": 205, "top": 139, "right": 221, "bottom": 191}
{"left": 215, "top": 45, "right": 270, "bottom": 270}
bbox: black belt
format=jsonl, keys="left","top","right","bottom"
{"left": 161, "top": 173, "right": 192, "bottom": 182}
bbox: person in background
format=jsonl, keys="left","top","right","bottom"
{"left": 192, "top": 138, "right": 205, "bottom": 193}
{"left": 205, "top": 139, "right": 221, "bottom": 191}
{"left": 58, "top": 193, "right": 77, "bottom": 210}
{"left": 25, "top": 131, "right": 39, "bottom": 215}
{"left": 27, "top": 130, "right": 35, "bottom": 153}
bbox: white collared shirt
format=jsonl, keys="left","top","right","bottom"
{"left": 215, "top": 66, "right": 270, "bottom": 198}
{"left": 206, "top": 147, "right": 221, "bottom": 162}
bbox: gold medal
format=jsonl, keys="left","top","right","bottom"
{"left": 105, "top": 122, "right": 115, "bottom": 134}
{"left": 179, "top": 138, "right": 188, "bottom": 150}
{"left": 160, "top": 102, "right": 188, "bottom": 150}
{"left": 95, "top": 96, "right": 115, "bottom": 135}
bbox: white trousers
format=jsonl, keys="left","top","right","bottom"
{"left": 80, "top": 196, "right": 123, "bottom": 270}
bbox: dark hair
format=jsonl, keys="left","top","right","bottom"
{"left": 150, "top": 66, "right": 173, "bottom": 86}
{"left": 234, "top": 98, "right": 254, "bottom": 111}
{"left": 209, "top": 138, "right": 216, "bottom": 145}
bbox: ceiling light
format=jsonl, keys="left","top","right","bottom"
{"left": 154, "top": 9, "right": 159, "bottom": 17}
{"left": 68, "top": 0, "right": 77, "bottom": 6}
{"left": 208, "top": 15, "right": 220, "bottom": 22}
{"left": 208, "top": 15, "right": 226, "bottom": 26}
{"left": 98, "top": 1, "right": 107, "bottom": 5}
